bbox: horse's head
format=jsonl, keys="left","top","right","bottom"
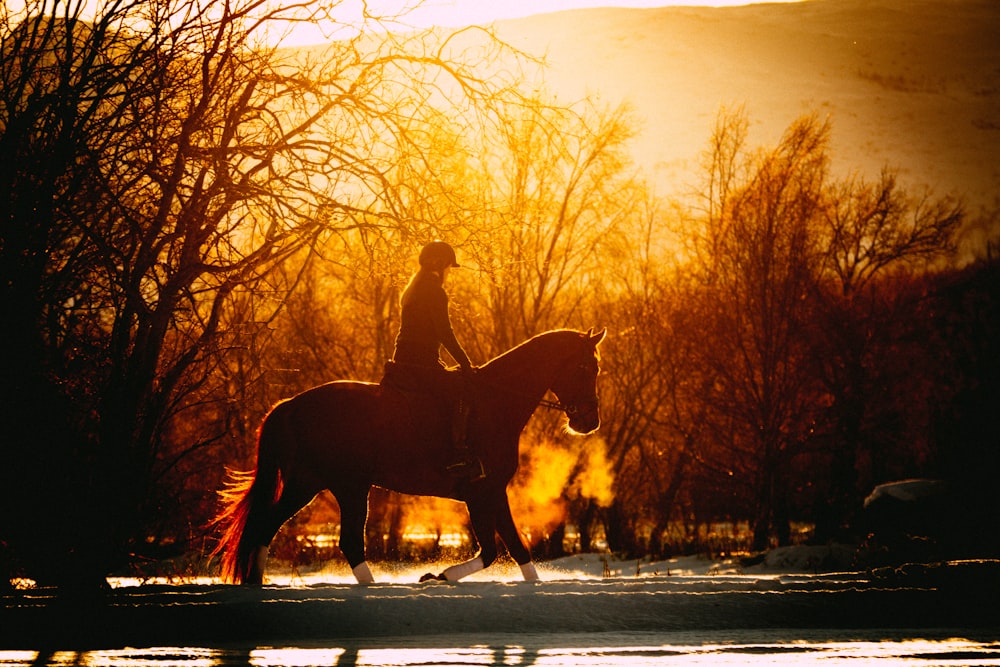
{"left": 550, "top": 328, "right": 606, "bottom": 435}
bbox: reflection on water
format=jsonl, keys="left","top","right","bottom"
{"left": 4, "top": 635, "right": 1000, "bottom": 667}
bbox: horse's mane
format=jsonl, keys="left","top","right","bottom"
{"left": 481, "top": 329, "right": 588, "bottom": 372}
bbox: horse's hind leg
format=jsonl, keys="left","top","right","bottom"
{"left": 424, "top": 495, "right": 498, "bottom": 582}
{"left": 244, "top": 487, "right": 315, "bottom": 584}
{"left": 335, "top": 486, "right": 374, "bottom": 583}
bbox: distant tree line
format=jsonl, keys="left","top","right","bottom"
{"left": 2, "top": 0, "right": 997, "bottom": 587}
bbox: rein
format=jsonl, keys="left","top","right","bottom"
{"left": 471, "top": 331, "right": 602, "bottom": 418}
{"left": 538, "top": 397, "right": 573, "bottom": 414}
{"left": 537, "top": 395, "right": 597, "bottom": 416}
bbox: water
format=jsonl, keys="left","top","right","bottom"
{"left": 5, "top": 560, "right": 1000, "bottom": 665}
{"left": 4, "top": 631, "right": 1000, "bottom": 666}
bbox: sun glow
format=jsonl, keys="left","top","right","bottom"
{"left": 4, "top": 0, "right": 804, "bottom": 48}
{"left": 266, "top": 0, "right": 807, "bottom": 47}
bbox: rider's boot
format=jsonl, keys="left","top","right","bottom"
{"left": 445, "top": 398, "right": 485, "bottom": 482}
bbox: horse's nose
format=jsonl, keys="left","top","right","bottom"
{"left": 569, "top": 406, "right": 600, "bottom": 435}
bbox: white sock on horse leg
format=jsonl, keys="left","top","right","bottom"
{"left": 352, "top": 562, "right": 375, "bottom": 584}
{"left": 252, "top": 546, "right": 269, "bottom": 580}
{"left": 443, "top": 557, "right": 485, "bottom": 581}
{"left": 519, "top": 562, "right": 539, "bottom": 581}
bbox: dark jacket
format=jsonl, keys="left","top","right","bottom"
{"left": 391, "top": 269, "right": 472, "bottom": 370}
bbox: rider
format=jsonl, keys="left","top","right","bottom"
{"left": 387, "top": 240, "right": 483, "bottom": 481}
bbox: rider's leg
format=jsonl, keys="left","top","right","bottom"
{"left": 444, "top": 371, "right": 485, "bottom": 481}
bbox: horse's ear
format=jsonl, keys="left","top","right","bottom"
{"left": 588, "top": 327, "right": 607, "bottom": 346}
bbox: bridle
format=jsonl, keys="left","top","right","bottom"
{"left": 538, "top": 360, "right": 599, "bottom": 417}
{"left": 537, "top": 396, "right": 575, "bottom": 414}
{"left": 538, "top": 396, "right": 598, "bottom": 416}
{"left": 468, "top": 335, "right": 601, "bottom": 419}
{"left": 473, "top": 358, "right": 598, "bottom": 417}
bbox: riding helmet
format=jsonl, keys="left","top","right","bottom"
{"left": 419, "top": 240, "right": 460, "bottom": 269}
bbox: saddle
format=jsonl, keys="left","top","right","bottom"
{"left": 381, "top": 360, "right": 435, "bottom": 394}
{"left": 380, "top": 361, "right": 483, "bottom": 481}
{"left": 379, "top": 365, "right": 435, "bottom": 434}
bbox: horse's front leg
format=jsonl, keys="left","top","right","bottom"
{"left": 496, "top": 492, "right": 539, "bottom": 581}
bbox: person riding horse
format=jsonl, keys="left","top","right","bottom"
{"left": 215, "top": 326, "right": 605, "bottom": 585}
{"left": 383, "top": 241, "right": 483, "bottom": 480}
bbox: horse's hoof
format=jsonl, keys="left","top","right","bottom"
{"left": 419, "top": 572, "right": 447, "bottom": 582}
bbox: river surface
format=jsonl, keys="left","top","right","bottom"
{"left": 4, "top": 630, "right": 1000, "bottom": 666}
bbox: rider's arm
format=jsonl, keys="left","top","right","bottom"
{"left": 431, "top": 288, "right": 473, "bottom": 370}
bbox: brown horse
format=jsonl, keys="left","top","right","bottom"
{"left": 213, "top": 328, "right": 606, "bottom": 584}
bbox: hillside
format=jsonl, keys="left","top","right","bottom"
{"left": 489, "top": 0, "right": 1000, "bottom": 217}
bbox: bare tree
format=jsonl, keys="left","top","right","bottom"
{"left": 810, "top": 169, "right": 962, "bottom": 540}
{"left": 0, "top": 0, "right": 532, "bottom": 585}
{"left": 461, "top": 97, "right": 642, "bottom": 351}
{"left": 686, "top": 109, "right": 829, "bottom": 550}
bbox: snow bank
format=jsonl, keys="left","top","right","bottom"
{"left": 187, "top": 548, "right": 858, "bottom": 589}
{"left": 4, "top": 557, "right": 999, "bottom": 649}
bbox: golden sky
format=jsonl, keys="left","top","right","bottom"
{"left": 362, "top": 0, "right": 801, "bottom": 27}
{"left": 5, "top": 0, "right": 801, "bottom": 47}
{"left": 279, "top": 0, "right": 804, "bottom": 46}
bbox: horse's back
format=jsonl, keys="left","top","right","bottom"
{"left": 264, "top": 378, "right": 497, "bottom": 499}
{"left": 265, "top": 381, "right": 383, "bottom": 482}
{"left": 272, "top": 379, "right": 377, "bottom": 422}
{"left": 293, "top": 379, "right": 379, "bottom": 404}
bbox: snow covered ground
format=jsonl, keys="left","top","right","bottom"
{"left": 2, "top": 550, "right": 999, "bottom": 664}
{"left": 103, "top": 544, "right": 862, "bottom": 588}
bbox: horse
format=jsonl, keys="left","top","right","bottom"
{"left": 212, "top": 327, "right": 606, "bottom": 584}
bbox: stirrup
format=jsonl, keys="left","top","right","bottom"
{"left": 446, "top": 457, "right": 486, "bottom": 482}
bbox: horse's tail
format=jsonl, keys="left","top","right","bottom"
{"left": 211, "top": 405, "right": 285, "bottom": 584}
